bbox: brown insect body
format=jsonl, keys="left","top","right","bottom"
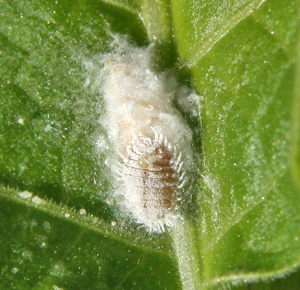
{"left": 118, "top": 132, "right": 185, "bottom": 232}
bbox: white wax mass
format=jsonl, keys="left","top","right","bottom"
{"left": 96, "top": 40, "right": 195, "bottom": 233}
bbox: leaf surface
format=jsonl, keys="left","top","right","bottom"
{"left": 0, "top": 0, "right": 299, "bottom": 289}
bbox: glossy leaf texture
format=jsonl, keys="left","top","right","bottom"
{"left": 169, "top": 0, "right": 300, "bottom": 288}
{"left": 0, "top": 0, "right": 299, "bottom": 289}
{"left": 0, "top": 1, "right": 178, "bottom": 289}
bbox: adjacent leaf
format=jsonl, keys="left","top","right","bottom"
{"left": 169, "top": 0, "right": 300, "bottom": 288}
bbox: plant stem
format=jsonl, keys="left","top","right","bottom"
{"left": 170, "top": 217, "right": 202, "bottom": 290}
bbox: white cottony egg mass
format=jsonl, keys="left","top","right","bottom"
{"left": 93, "top": 39, "right": 196, "bottom": 233}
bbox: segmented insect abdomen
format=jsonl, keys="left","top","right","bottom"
{"left": 120, "top": 134, "right": 184, "bottom": 232}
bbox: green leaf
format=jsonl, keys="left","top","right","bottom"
{"left": 169, "top": 0, "right": 300, "bottom": 288}
{"left": 0, "top": 0, "right": 299, "bottom": 289}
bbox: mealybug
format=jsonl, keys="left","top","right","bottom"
{"left": 96, "top": 40, "right": 194, "bottom": 233}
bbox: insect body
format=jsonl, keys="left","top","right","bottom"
{"left": 119, "top": 129, "right": 186, "bottom": 232}
{"left": 99, "top": 43, "right": 193, "bottom": 232}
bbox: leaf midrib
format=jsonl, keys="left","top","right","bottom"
{"left": 179, "top": 0, "right": 268, "bottom": 67}
{"left": 0, "top": 186, "right": 171, "bottom": 255}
